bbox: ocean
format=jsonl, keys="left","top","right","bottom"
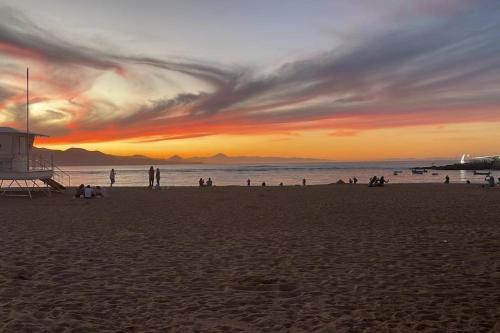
{"left": 60, "top": 160, "right": 499, "bottom": 187}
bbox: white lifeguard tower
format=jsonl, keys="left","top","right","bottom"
{"left": 0, "top": 127, "right": 69, "bottom": 198}
{"left": 0, "top": 69, "right": 70, "bottom": 198}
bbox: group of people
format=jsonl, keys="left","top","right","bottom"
{"left": 74, "top": 184, "right": 106, "bottom": 199}
{"left": 446, "top": 175, "right": 500, "bottom": 186}
{"left": 368, "top": 176, "right": 388, "bottom": 187}
{"left": 485, "top": 175, "right": 499, "bottom": 187}
{"left": 110, "top": 167, "right": 162, "bottom": 189}
{"left": 199, "top": 178, "right": 213, "bottom": 187}
{"left": 148, "top": 166, "right": 161, "bottom": 188}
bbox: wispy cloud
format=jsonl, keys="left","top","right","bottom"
{"left": 1, "top": 1, "right": 500, "bottom": 144}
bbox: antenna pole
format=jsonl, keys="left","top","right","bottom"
{"left": 26, "top": 67, "right": 29, "bottom": 172}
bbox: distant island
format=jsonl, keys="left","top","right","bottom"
{"left": 33, "top": 147, "right": 329, "bottom": 166}
{"left": 414, "top": 159, "right": 500, "bottom": 171}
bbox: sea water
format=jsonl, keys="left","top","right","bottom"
{"left": 60, "top": 160, "right": 500, "bottom": 187}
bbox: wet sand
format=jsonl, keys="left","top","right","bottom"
{"left": 1, "top": 184, "right": 499, "bottom": 332}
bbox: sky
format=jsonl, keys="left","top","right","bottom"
{"left": 0, "top": 0, "right": 499, "bottom": 160}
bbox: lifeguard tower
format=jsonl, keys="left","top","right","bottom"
{"left": 0, "top": 127, "right": 70, "bottom": 198}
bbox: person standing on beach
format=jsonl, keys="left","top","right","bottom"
{"left": 444, "top": 175, "right": 450, "bottom": 184}
{"left": 110, "top": 169, "right": 116, "bottom": 187}
{"left": 302, "top": 178, "right": 306, "bottom": 186}
{"left": 148, "top": 166, "right": 155, "bottom": 188}
{"left": 156, "top": 168, "right": 161, "bottom": 187}
{"left": 353, "top": 177, "right": 358, "bottom": 184}
{"left": 199, "top": 178, "right": 205, "bottom": 187}
{"left": 247, "top": 179, "right": 251, "bottom": 186}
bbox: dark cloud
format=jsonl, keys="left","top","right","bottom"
{"left": 0, "top": 6, "right": 239, "bottom": 86}
{"left": 0, "top": 7, "right": 120, "bottom": 70}
{"left": 122, "top": 6, "right": 500, "bottom": 135}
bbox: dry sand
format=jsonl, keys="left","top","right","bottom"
{"left": 1, "top": 184, "right": 499, "bottom": 332}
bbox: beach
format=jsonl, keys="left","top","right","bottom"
{"left": 1, "top": 184, "right": 499, "bottom": 332}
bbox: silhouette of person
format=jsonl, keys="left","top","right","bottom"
{"left": 75, "top": 184, "right": 85, "bottom": 198}
{"left": 279, "top": 182, "right": 283, "bottom": 186}
{"left": 199, "top": 178, "right": 205, "bottom": 187}
{"left": 247, "top": 179, "right": 251, "bottom": 186}
{"left": 148, "top": 166, "right": 155, "bottom": 187}
{"left": 349, "top": 178, "right": 353, "bottom": 184}
{"left": 369, "top": 176, "right": 378, "bottom": 187}
{"left": 206, "top": 177, "right": 213, "bottom": 187}
{"left": 379, "top": 176, "right": 388, "bottom": 186}
{"left": 262, "top": 182, "right": 266, "bottom": 187}
{"left": 84, "top": 185, "right": 93, "bottom": 198}
{"left": 156, "top": 168, "right": 161, "bottom": 187}
{"left": 109, "top": 169, "right": 116, "bottom": 187}
{"left": 444, "top": 175, "right": 450, "bottom": 184}
{"left": 353, "top": 176, "right": 358, "bottom": 184}
{"left": 302, "top": 178, "right": 306, "bottom": 186}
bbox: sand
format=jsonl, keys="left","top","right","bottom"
{"left": 0, "top": 184, "right": 499, "bottom": 332}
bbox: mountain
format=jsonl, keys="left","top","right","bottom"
{"left": 168, "top": 153, "right": 329, "bottom": 164}
{"left": 32, "top": 147, "right": 329, "bottom": 166}
{"left": 31, "top": 147, "right": 185, "bottom": 166}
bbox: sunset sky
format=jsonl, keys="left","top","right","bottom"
{"left": 0, "top": 0, "right": 499, "bottom": 160}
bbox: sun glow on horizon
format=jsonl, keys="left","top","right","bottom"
{"left": 35, "top": 121, "right": 500, "bottom": 161}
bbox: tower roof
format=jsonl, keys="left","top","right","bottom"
{"left": 0, "top": 127, "right": 48, "bottom": 137}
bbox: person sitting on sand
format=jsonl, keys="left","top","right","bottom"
{"left": 75, "top": 184, "right": 85, "bottom": 198}
{"left": 84, "top": 185, "right": 93, "bottom": 199}
{"left": 206, "top": 178, "right": 213, "bottom": 187}
{"left": 279, "top": 182, "right": 283, "bottom": 186}
{"left": 444, "top": 175, "right": 450, "bottom": 184}
{"left": 262, "top": 181, "right": 266, "bottom": 187}
{"left": 148, "top": 166, "right": 155, "bottom": 188}
{"left": 199, "top": 178, "right": 205, "bottom": 187}
{"left": 353, "top": 176, "right": 358, "bottom": 184}
{"left": 109, "top": 169, "right": 116, "bottom": 187}
{"left": 156, "top": 168, "right": 161, "bottom": 188}
{"left": 378, "top": 176, "right": 388, "bottom": 187}
{"left": 369, "top": 176, "right": 378, "bottom": 187}
{"left": 94, "top": 186, "right": 105, "bottom": 198}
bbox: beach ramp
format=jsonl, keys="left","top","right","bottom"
{"left": 40, "top": 177, "right": 66, "bottom": 191}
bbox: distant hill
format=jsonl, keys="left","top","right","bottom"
{"left": 32, "top": 147, "right": 329, "bottom": 166}
{"left": 32, "top": 147, "right": 182, "bottom": 166}
{"left": 167, "top": 153, "right": 329, "bottom": 164}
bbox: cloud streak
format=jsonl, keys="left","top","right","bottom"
{"left": 1, "top": 1, "right": 500, "bottom": 144}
